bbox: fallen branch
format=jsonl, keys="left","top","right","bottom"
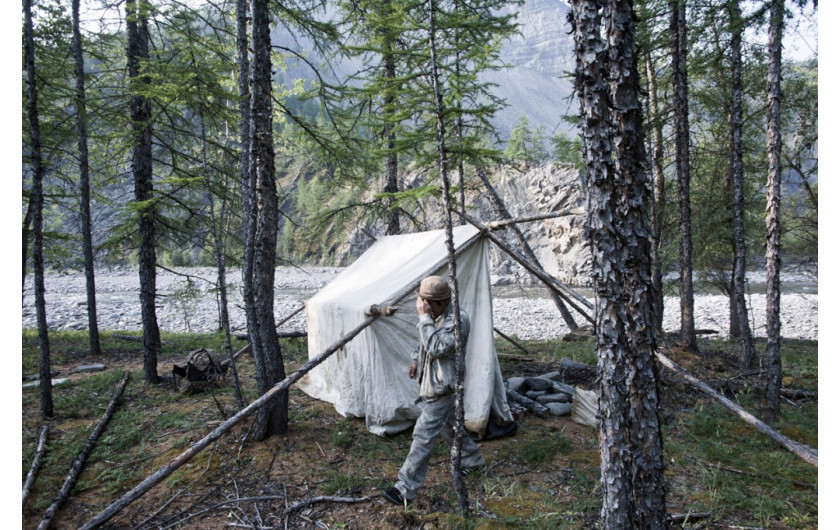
{"left": 283, "top": 494, "right": 377, "bottom": 516}
{"left": 37, "top": 371, "right": 130, "bottom": 530}
{"left": 23, "top": 425, "right": 49, "bottom": 507}
{"left": 667, "top": 512, "right": 711, "bottom": 524}
{"left": 493, "top": 327, "right": 531, "bottom": 356}
{"left": 655, "top": 351, "right": 817, "bottom": 467}
{"left": 497, "top": 353, "right": 536, "bottom": 363}
{"left": 80, "top": 314, "right": 382, "bottom": 530}
{"left": 781, "top": 388, "right": 817, "bottom": 400}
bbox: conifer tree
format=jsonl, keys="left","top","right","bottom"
{"left": 127, "top": 0, "right": 161, "bottom": 383}
{"left": 24, "top": 0, "right": 53, "bottom": 418}
{"left": 72, "top": 0, "right": 102, "bottom": 357}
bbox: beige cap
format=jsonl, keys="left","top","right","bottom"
{"left": 416, "top": 275, "right": 451, "bottom": 301}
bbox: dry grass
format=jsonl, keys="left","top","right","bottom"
{"left": 22, "top": 331, "right": 817, "bottom": 529}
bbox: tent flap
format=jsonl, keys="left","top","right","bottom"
{"left": 297, "top": 225, "right": 513, "bottom": 437}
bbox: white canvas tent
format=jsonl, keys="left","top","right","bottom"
{"left": 297, "top": 224, "right": 514, "bottom": 437}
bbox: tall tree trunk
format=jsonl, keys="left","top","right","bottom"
{"left": 249, "top": 0, "right": 288, "bottom": 439}
{"left": 72, "top": 0, "right": 102, "bottom": 357}
{"left": 428, "top": 0, "right": 468, "bottom": 510}
{"left": 573, "top": 0, "right": 667, "bottom": 526}
{"left": 670, "top": 0, "right": 697, "bottom": 352}
{"left": 236, "top": 0, "right": 259, "bottom": 407}
{"left": 644, "top": 51, "right": 665, "bottom": 336}
{"left": 764, "top": 0, "right": 784, "bottom": 421}
{"left": 24, "top": 0, "right": 53, "bottom": 418}
{"left": 382, "top": 35, "right": 401, "bottom": 235}
{"left": 728, "top": 0, "right": 755, "bottom": 367}
{"left": 127, "top": 0, "right": 161, "bottom": 383}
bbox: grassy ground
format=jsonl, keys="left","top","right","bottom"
{"left": 21, "top": 330, "right": 817, "bottom": 529}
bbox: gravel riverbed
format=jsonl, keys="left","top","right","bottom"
{"left": 22, "top": 266, "right": 818, "bottom": 341}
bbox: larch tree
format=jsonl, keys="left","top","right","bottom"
{"left": 72, "top": 0, "right": 102, "bottom": 357}
{"left": 571, "top": 0, "right": 668, "bottom": 526}
{"left": 670, "top": 0, "right": 697, "bottom": 352}
{"left": 24, "top": 0, "right": 54, "bottom": 418}
{"left": 127, "top": 0, "right": 162, "bottom": 383}
{"left": 245, "top": 0, "right": 288, "bottom": 439}
{"left": 426, "top": 0, "right": 469, "bottom": 509}
{"left": 727, "top": 0, "right": 755, "bottom": 367}
{"left": 763, "top": 0, "right": 784, "bottom": 421}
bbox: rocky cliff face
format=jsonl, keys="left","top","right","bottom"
{"left": 484, "top": 0, "right": 576, "bottom": 140}
{"left": 321, "top": 162, "right": 593, "bottom": 287}
{"left": 480, "top": 163, "right": 592, "bottom": 287}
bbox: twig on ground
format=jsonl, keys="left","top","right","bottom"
{"left": 283, "top": 494, "right": 377, "bottom": 516}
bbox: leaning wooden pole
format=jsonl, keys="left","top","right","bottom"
{"left": 80, "top": 316, "right": 380, "bottom": 530}
{"left": 455, "top": 210, "right": 595, "bottom": 323}
{"left": 38, "top": 371, "right": 130, "bottom": 530}
{"left": 23, "top": 425, "right": 49, "bottom": 507}
{"left": 476, "top": 167, "right": 580, "bottom": 331}
{"left": 484, "top": 209, "right": 585, "bottom": 229}
{"left": 655, "top": 351, "right": 817, "bottom": 467}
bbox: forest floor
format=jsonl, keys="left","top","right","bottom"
{"left": 21, "top": 331, "right": 817, "bottom": 529}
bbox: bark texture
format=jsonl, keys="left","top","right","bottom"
{"left": 24, "top": 0, "right": 53, "bottom": 418}
{"left": 572, "top": 0, "right": 667, "bottom": 526}
{"left": 383, "top": 36, "right": 401, "bottom": 235}
{"left": 727, "top": 0, "right": 755, "bottom": 367}
{"left": 764, "top": 0, "right": 784, "bottom": 420}
{"left": 248, "top": 0, "right": 288, "bottom": 439}
{"left": 72, "top": 0, "right": 102, "bottom": 357}
{"left": 670, "top": 0, "right": 697, "bottom": 351}
{"left": 127, "top": 0, "right": 161, "bottom": 383}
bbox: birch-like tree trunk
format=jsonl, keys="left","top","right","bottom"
{"left": 727, "top": 0, "right": 755, "bottom": 367}
{"left": 670, "top": 0, "right": 697, "bottom": 352}
{"left": 127, "top": 0, "right": 161, "bottom": 383}
{"left": 24, "top": 0, "right": 53, "bottom": 418}
{"left": 572, "top": 0, "right": 667, "bottom": 526}
{"left": 72, "top": 0, "right": 102, "bottom": 357}
{"left": 249, "top": 0, "right": 288, "bottom": 439}
{"left": 428, "top": 0, "right": 469, "bottom": 510}
{"left": 764, "top": 0, "right": 784, "bottom": 421}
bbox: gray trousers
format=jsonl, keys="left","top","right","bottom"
{"left": 395, "top": 393, "right": 485, "bottom": 500}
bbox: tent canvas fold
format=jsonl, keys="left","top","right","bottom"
{"left": 297, "top": 225, "right": 513, "bottom": 436}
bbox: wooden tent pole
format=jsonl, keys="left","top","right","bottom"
{"left": 485, "top": 209, "right": 585, "bottom": 229}
{"left": 454, "top": 210, "right": 595, "bottom": 323}
{"left": 80, "top": 314, "right": 381, "bottom": 530}
{"left": 381, "top": 229, "right": 484, "bottom": 308}
{"left": 655, "top": 351, "right": 817, "bottom": 467}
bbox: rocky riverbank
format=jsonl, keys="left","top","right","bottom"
{"left": 21, "top": 266, "right": 818, "bottom": 341}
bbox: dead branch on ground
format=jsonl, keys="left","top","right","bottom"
{"left": 23, "top": 425, "right": 49, "bottom": 507}
{"left": 37, "top": 371, "right": 130, "bottom": 530}
{"left": 283, "top": 494, "right": 377, "bottom": 516}
{"left": 655, "top": 351, "right": 817, "bottom": 467}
